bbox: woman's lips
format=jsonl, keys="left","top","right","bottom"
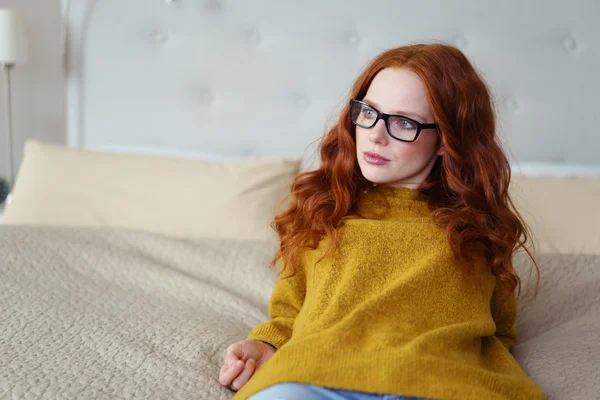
{"left": 364, "top": 152, "right": 390, "bottom": 165}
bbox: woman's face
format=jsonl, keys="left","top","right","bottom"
{"left": 355, "top": 67, "right": 444, "bottom": 189}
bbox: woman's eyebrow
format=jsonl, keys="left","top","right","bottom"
{"left": 362, "top": 97, "right": 427, "bottom": 121}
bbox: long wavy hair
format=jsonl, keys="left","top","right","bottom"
{"left": 271, "top": 42, "right": 540, "bottom": 301}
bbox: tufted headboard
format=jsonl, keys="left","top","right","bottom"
{"left": 63, "top": 0, "right": 600, "bottom": 172}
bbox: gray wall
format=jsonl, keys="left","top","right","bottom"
{"left": 0, "top": 0, "right": 598, "bottom": 186}
{"left": 0, "top": 0, "right": 64, "bottom": 183}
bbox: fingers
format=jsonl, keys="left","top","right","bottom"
{"left": 219, "top": 359, "right": 245, "bottom": 387}
{"left": 223, "top": 352, "right": 240, "bottom": 370}
{"left": 219, "top": 341, "right": 262, "bottom": 390}
{"left": 227, "top": 343, "right": 245, "bottom": 360}
{"left": 230, "top": 358, "right": 256, "bottom": 391}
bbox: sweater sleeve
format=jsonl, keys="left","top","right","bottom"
{"left": 247, "top": 258, "right": 307, "bottom": 350}
{"left": 490, "top": 280, "right": 518, "bottom": 352}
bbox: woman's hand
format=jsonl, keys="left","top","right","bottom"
{"left": 218, "top": 339, "right": 276, "bottom": 391}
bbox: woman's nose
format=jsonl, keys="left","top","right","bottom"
{"left": 369, "top": 119, "right": 389, "bottom": 145}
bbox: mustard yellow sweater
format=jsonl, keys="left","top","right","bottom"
{"left": 233, "top": 186, "right": 545, "bottom": 400}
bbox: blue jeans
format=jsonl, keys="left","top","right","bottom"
{"left": 248, "top": 383, "right": 427, "bottom": 400}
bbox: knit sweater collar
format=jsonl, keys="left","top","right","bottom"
{"left": 356, "top": 184, "right": 431, "bottom": 218}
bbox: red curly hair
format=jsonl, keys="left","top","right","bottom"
{"left": 271, "top": 42, "right": 540, "bottom": 301}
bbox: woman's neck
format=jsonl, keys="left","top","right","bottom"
{"left": 356, "top": 184, "right": 431, "bottom": 219}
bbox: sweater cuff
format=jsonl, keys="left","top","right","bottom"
{"left": 247, "top": 322, "right": 291, "bottom": 350}
{"left": 258, "top": 340, "right": 277, "bottom": 351}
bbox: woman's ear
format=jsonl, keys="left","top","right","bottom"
{"left": 435, "top": 134, "right": 445, "bottom": 156}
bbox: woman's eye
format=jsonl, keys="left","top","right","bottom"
{"left": 363, "top": 109, "right": 376, "bottom": 118}
{"left": 398, "top": 119, "right": 415, "bottom": 129}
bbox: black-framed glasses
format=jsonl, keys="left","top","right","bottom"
{"left": 349, "top": 99, "right": 438, "bottom": 142}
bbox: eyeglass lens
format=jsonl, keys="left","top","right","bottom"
{"left": 351, "top": 101, "right": 418, "bottom": 141}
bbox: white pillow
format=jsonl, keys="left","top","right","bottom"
{"left": 2, "top": 140, "right": 301, "bottom": 242}
{"left": 509, "top": 174, "right": 600, "bottom": 254}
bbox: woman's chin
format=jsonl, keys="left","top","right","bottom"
{"left": 359, "top": 162, "right": 399, "bottom": 183}
{"left": 360, "top": 170, "right": 391, "bottom": 185}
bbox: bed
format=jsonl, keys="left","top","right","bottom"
{"left": 1, "top": 0, "right": 599, "bottom": 399}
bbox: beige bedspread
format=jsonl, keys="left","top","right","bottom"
{"left": 0, "top": 226, "right": 598, "bottom": 399}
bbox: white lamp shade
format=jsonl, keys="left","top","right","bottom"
{"left": 0, "top": 9, "right": 28, "bottom": 64}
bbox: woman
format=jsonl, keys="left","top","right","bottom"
{"left": 218, "top": 43, "right": 544, "bottom": 400}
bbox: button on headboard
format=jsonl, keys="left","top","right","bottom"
{"left": 64, "top": 0, "right": 600, "bottom": 170}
